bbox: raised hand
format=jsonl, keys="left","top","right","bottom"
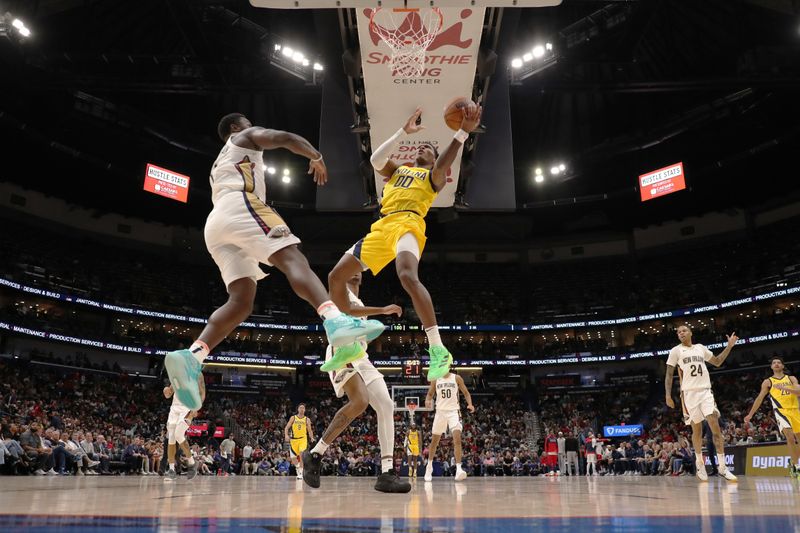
{"left": 403, "top": 107, "right": 425, "bottom": 134}
{"left": 726, "top": 332, "right": 738, "bottom": 348}
{"left": 460, "top": 104, "right": 482, "bottom": 133}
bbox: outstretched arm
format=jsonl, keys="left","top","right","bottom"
{"left": 370, "top": 108, "right": 425, "bottom": 178}
{"left": 247, "top": 127, "right": 327, "bottom": 185}
{"left": 744, "top": 379, "right": 772, "bottom": 424}
{"left": 346, "top": 304, "right": 402, "bottom": 319}
{"left": 456, "top": 375, "right": 475, "bottom": 413}
{"left": 431, "top": 105, "right": 482, "bottom": 191}
{"left": 707, "top": 333, "right": 738, "bottom": 367}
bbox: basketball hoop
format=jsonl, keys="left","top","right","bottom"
{"left": 369, "top": 7, "right": 443, "bottom": 78}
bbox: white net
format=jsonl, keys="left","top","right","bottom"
{"left": 369, "top": 8, "right": 443, "bottom": 78}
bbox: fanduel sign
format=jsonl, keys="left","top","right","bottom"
{"left": 357, "top": 7, "right": 485, "bottom": 207}
{"left": 603, "top": 425, "right": 643, "bottom": 438}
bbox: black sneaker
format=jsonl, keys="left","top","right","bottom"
{"left": 375, "top": 470, "right": 412, "bottom": 493}
{"left": 164, "top": 469, "right": 177, "bottom": 482}
{"left": 302, "top": 450, "right": 321, "bottom": 489}
{"left": 186, "top": 461, "right": 198, "bottom": 481}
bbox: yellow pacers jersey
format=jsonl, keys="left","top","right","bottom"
{"left": 380, "top": 166, "right": 438, "bottom": 218}
{"left": 407, "top": 430, "right": 420, "bottom": 454}
{"left": 292, "top": 416, "right": 308, "bottom": 440}
{"left": 770, "top": 376, "right": 799, "bottom": 411}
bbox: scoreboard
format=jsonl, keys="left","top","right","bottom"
{"left": 403, "top": 359, "right": 421, "bottom": 379}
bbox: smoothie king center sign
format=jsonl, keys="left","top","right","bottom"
{"left": 358, "top": 7, "right": 484, "bottom": 207}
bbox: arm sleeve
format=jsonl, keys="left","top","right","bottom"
{"left": 666, "top": 347, "right": 679, "bottom": 367}
{"left": 370, "top": 128, "right": 407, "bottom": 170}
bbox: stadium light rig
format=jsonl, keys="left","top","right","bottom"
{"left": 1, "top": 13, "right": 32, "bottom": 42}
{"left": 510, "top": 41, "right": 556, "bottom": 83}
{"left": 271, "top": 43, "right": 323, "bottom": 84}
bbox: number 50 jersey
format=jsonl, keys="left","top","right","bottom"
{"left": 435, "top": 373, "right": 460, "bottom": 411}
{"left": 667, "top": 343, "right": 714, "bottom": 391}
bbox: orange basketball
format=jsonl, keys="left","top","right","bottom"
{"left": 443, "top": 96, "right": 475, "bottom": 131}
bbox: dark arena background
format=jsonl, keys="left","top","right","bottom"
{"left": 1, "top": 0, "right": 800, "bottom": 531}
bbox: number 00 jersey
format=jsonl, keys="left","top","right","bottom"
{"left": 667, "top": 344, "right": 713, "bottom": 391}
{"left": 380, "top": 166, "right": 437, "bottom": 218}
{"left": 435, "top": 373, "right": 460, "bottom": 411}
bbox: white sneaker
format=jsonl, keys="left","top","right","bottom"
{"left": 296, "top": 471, "right": 304, "bottom": 480}
{"left": 76, "top": 469, "right": 85, "bottom": 476}
{"left": 424, "top": 466, "right": 433, "bottom": 482}
{"left": 34, "top": 469, "right": 46, "bottom": 475}
{"left": 88, "top": 460, "right": 100, "bottom": 467}
{"left": 696, "top": 464, "right": 708, "bottom": 481}
{"left": 47, "top": 469, "right": 58, "bottom": 476}
{"left": 455, "top": 468, "right": 467, "bottom": 481}
{"left": 719, "top": 468, "right": 737, "bottom": 482}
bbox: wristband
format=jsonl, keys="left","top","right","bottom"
{"left": 454, "top": 129, "right": 469, "bottom": 143}
{"left": 311, "top": 154, "right": 323, "bottom": 162}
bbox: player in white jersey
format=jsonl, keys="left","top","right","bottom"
{"left": 302, "top": 272, "right": 410, "bottom": 494}
{"left": 163, "top": 372, "right": 205, "bottom": 481}
{"left": 423, "top": 371, "right": 474, "bottom": 482}
{"left": 163, "top": 113, "right": 384, "bottom": 411}
{"left": 665, "top": 325, "right": 738, "bottom": 482}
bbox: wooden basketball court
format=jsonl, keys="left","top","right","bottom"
{"left": 2, "top": 476, "right": 799, "bottom": 531}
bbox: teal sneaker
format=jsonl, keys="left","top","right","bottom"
{"left": 164, "top": 349, "right": 203, "bottom": 410}
{"left": 320, "top": 342, "right": 366, "bottom": 372}
{"left": 323, "top": 314, "right": 385, "bottom": 347}
{"left": 426, "top": 345, "right": 453, "bottom": 381}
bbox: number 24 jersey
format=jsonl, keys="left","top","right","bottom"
{"left": 667, "top": 343, "right": 713, "bottom": 391}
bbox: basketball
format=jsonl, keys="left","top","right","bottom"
{"left": 443, "top": 96, "right": 476, "bottom": 131}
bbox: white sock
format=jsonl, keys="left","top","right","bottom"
{"left": 382, "top": 458, "right": 393, "bottom": 473}
{"left": 425, "top": 326, "right": 443, "bottom": 347}
{"left": 317, "top": 301, "right": 342, "bottom": 320}
{"left": 190, "top": 341, "right": 209, "bottom": 364}
{"left": 168, "top": 463, "right": 175, "bottom": 471}
{"left": 716, "top": 454, "right": 725, "bottom": 469}
{"left": 311, "top": 439, "right": 329, "bottom": 455}
{"left": 456, "top": 463, "right": 463, "bottom": 471}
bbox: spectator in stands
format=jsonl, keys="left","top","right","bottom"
{"left": 123, "top": 436, "right": 145, "bottom": 474}
{"left": 20, "top": 423, "right": 55, "bottom": 475}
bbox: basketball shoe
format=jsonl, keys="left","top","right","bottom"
{"left": 424, "top": 463, "right": 433, "bottom": 482}
{"left": 164, "top": 468, "right": 177, "bottom": 482}
{"left": 695, "top": 460, "right": 708, "bottom": 481}
{"left": 426, "top": 346, "right": 453, "bottom": 381}
{"left": 164, "top": 349, "right": 203, "bottom": 410}
{"left": 301, "top": 450, "right": 322, "bottom": 489}
{"left": 375, "top": 470, "right": 411, "bottom": 493}
{"left": 323, "top": 315, "right": 385, "bottom": 347}
{"left": 186, "top": 461, "right": 198, "bottom": 481}
{"left": 320, "top": 342, "right": 366, "bottom": 372}
{"left": 718, "top": 467, "right": 737, "bottom": 482}
{"left": 455, "top": 465, "right": 467, "bottom": 481}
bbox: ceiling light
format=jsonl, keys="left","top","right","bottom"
{"left": 274, "top": 44, "right": 282, "bottom": 51}
{"left": 532, "top": 46, "right": 545, "bottom": 58}
{"left": 511, "top": 58, "right": 523, "bottom": 69}
{"left": 282, "top": 168, "right": 290, "bottom": 176}
{"left": 282, "top": 176, "right": 291, "bottom": 184}
{"left": 535, "top": 175, "right": 544, "bottom": 184}
{"left": 266, "top": 166, "right": 276, "bottom": 175}
{"left": 523, "top": 53, "right": 533, "bottom": 62}
{"left": 18, "top": 27, "right": 31, "bottom": 37}
{"left": 559, "top": 163, "right": 566, "bottom": 171}
{"left": 545, "top": 42, "right": 553, "bottom": 51}
{"left": 282, "top": 47, "right": 294, "bottom": 58}
{"left": 550, "top": 166, "right": 560, "bottom": 175}
{"left": 292, "top": 52, "right": 304, "bottom": 63}
{"left": 313, "top": 63, "right": 324, "bottom": 71}
{"left": 12, "top": 19, "right": 24, "bottom": 29}
{"left": 302, "top": 58, "right": 310, "bottom": 67}
{"left": 534, "top": 167, "right": 542, "bottom": 176}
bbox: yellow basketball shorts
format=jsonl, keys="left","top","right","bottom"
{"left": 775, "top": 408, "right": 800, "bottom": 434}
{"left": 348, "top": 212, "right": 427, "bottom": 275}
{"left": 290, "top": 438, "right": 308, "bottom": 458}
{"left": 408, "top": 446, "right": 420, "bottom": 457}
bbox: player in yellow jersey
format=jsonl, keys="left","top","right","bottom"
{"left": 284, "top": 404, "right": 314, "bottom": 480}
{"left": 744, "top": 357, "right": 800, "bottom": 478}
{"left": 326, "top": 104, "right": 482, "bottom": 380}
{"left": 405, "top": 423, "right": 421, "bottom": 478}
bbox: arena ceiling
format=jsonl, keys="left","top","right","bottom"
{"left": 1, "top": 0, "right": 799, "bottom": 240}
